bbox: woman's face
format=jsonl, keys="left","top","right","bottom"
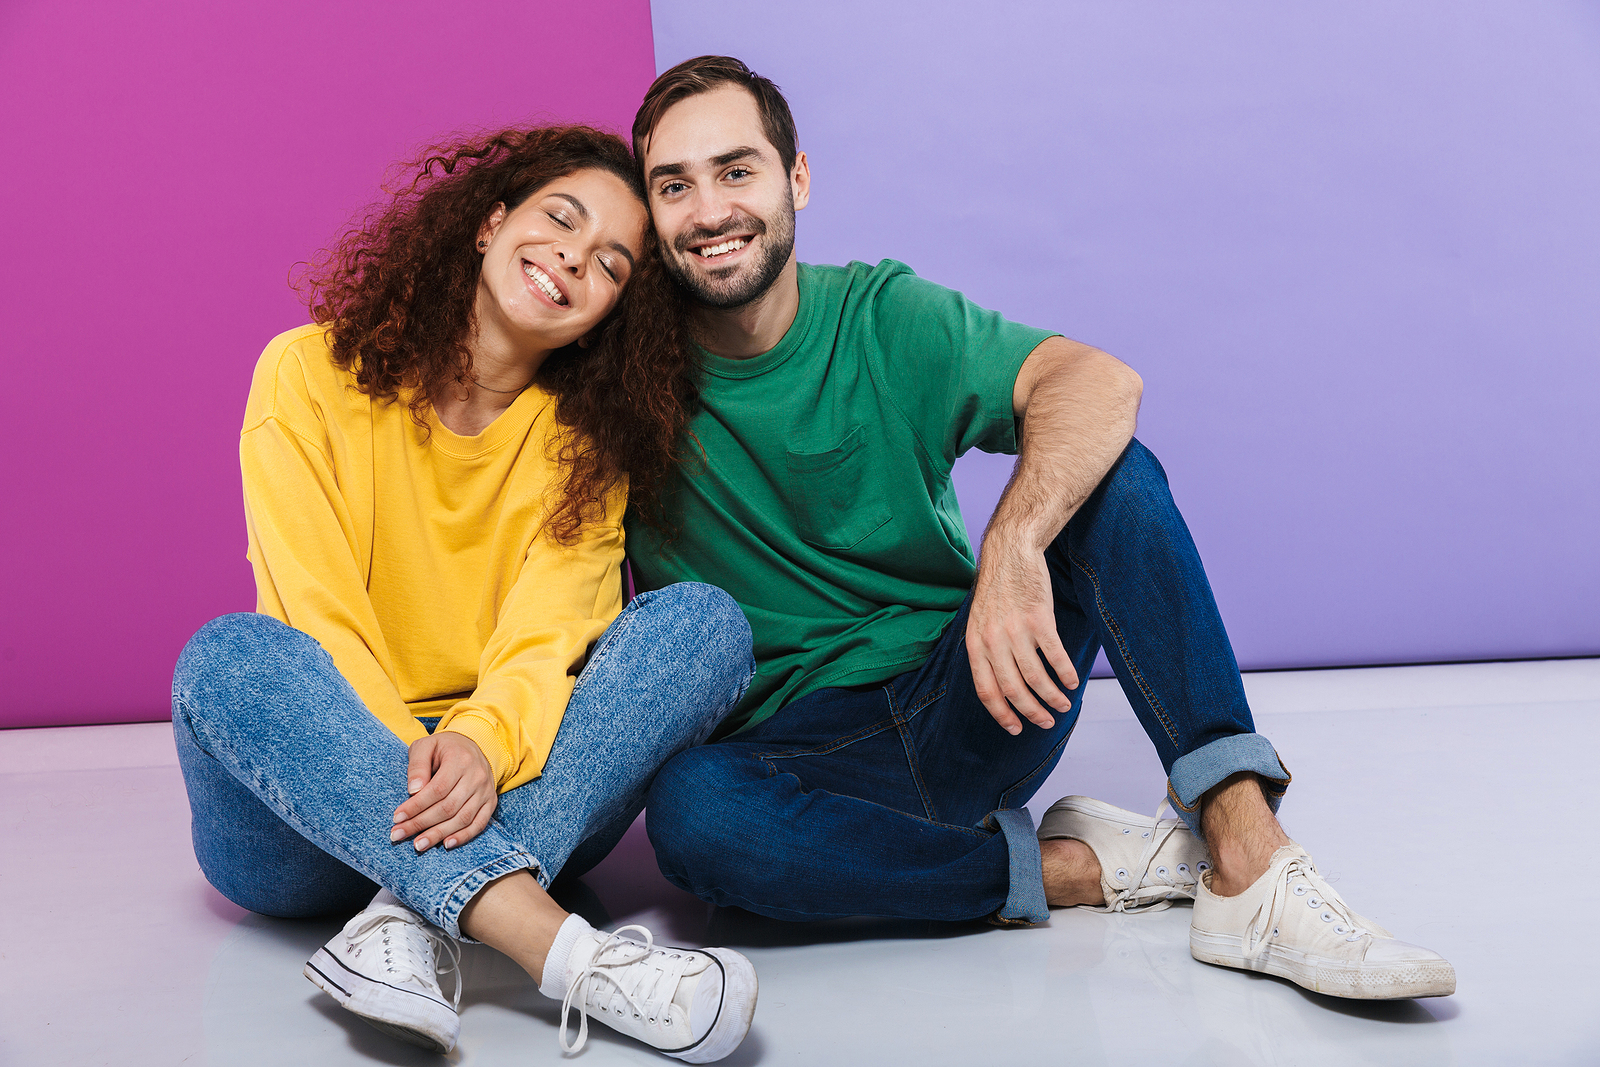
{"left": 475, "top": 168, "right": 647, "bottom": 353}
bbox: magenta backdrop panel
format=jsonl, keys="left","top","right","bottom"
{"left": 0, "top": 0, "right": 658, "bottom": 728}
{"left": 651, "top": 0, "right": 1600, "bottom": 672}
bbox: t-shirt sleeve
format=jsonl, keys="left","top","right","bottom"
{"left": 868, "top": 262, "right": 1057, "bottom": 463}
{"left": 240, "top": 342, "right": 427, "bottom": 747}
{"left": 435, "top": 480, "right": 627, "bottom": 791}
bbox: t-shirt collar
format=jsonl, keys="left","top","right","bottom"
{"left": 696, "top": 264, "right": 817, "bottom": 380}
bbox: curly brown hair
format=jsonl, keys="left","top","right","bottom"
{"left": 302, "top": 125, "right": 697, "bottom": 542}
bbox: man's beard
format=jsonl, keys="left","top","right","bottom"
{"left": 665, "top": 204, "right": 795, "bottom": 310}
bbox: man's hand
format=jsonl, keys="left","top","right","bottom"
{"left": 965, "top": 335, "right": 1140, "bottom": 734}
{"left": 966, "top": 539, "right": 1078, "bottom": 734}
{"left": 391, "top": 731, "right": 497, "bottom": 852}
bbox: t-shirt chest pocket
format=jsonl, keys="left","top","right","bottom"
{"left": 782, "top": 425, "right": 893, "bottom": 551}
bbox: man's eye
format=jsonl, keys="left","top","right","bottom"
{"left": 725, "top": 168, "right": 751, "bottom": 181}
{"left": 661, "top": 181, "right": 687, "bottom": 196}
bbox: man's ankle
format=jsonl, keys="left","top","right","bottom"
{"left": 1041, "top": 837, "right": 1104, "bottom": 907}
{"left": 1199, "top": 773, "right": 1291, "bottom": 896}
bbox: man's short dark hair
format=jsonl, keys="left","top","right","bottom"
{"left": 633, "top": 55, "right": 799, "bottom": 172}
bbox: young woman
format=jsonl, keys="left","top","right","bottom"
{"left": 171, "top": 126, "right": 756, "bottom": 1063}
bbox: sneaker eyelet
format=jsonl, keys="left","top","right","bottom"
{"left": 1197, "top": 862, "right": 1210, "bottom": 871}
{"left": 1115, "top": 868, "right": 1130, "bottom": 881}
{"left": 1272, "top": 928, "right": 1279, "bottom": 937}
{"left": 1156, "top": 866, "right": 1169, "bottom": 877}
{"left": 1177, "top": 864, "right": 1189, "bottom": 873}
{"left": 1322, "top": 912, "right": 1334, "bottom": 922}
{"left": 1293, "top": 886, "right": 1307, "bottom": 896}
{"left": 1122, "top": 829, "right": 1131, "bottom": 835}
{"left": 1141, "top": 831, "right": 1151, "bottom": 838}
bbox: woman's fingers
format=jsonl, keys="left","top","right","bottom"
{"left": 393, "top": 761, "right": 457, "bottom": 833}
{"left": 405, "top": 734, "right": 437, "bottom": 796}
{"left": 392, "top": 731, "right": 497, "bottom": 850}
{"left": 402, "top": 781, "right": 473, "bottom": 849}
{"left": 414, "top": 777, "right": 499, "bottom": 852}
{"left": 441, "top": 795, "right": 498, "bottom": 850}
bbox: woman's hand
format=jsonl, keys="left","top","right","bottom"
{"left": 391, "top": 731, "right": 498, "bottom": 852}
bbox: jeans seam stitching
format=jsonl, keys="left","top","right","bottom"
{"left": 754, "top": 718, "right": 900, "bottom": 761}
{"left": 887, "top": 686, "right": 938, "bottom": 822}
{"left": 997, "top": 719, "right": 1077, "bottom": 811}
{"left": 813, "top": 783, "right": 991, "bottom": 838}
{"left": 1069, "top": 550, "right": 1182, "bottom": 746}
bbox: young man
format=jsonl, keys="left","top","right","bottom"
{"left": 627, "top": 56, "right": 1454, "bottom": 1001}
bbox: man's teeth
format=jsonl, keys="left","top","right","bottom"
{"left": 522, "top": 262, "right": 567, "bottom": 305}
{"left": 697, "top": 238, "right": 748, "bottom": 258}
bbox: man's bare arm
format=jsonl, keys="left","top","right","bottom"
{"left": 965, "top": 335, "right": 1144, "bottom": 734}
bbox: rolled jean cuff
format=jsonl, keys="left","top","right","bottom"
{"left": 985, "top": 808, "right": 1049, "bottom": 926}
{"left": 1166, "top": 732, "right": 1290, "bottom": 836}
{"left": 435, "top": 850, "right": 540, "bottom": 941}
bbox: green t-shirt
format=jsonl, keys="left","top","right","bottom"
{"left": 627, "top": 259, "right": 1055, "bottom": 734}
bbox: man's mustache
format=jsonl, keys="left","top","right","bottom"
{"left": 673, "top": 215, "right": 768, "bottom": 254}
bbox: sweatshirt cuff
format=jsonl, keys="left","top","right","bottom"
{"left": 440, "top": 713, "right": 514, "bottom": 789}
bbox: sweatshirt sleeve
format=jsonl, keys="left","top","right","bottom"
{"left": 435, "top": 480, "right": 627, "bottom": 791}
{"left": 239, "top": 342, "right": 427, "bottom": 746}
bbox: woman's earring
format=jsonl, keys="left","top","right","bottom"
{"left": 478, "top": 240, "right": 487, "bottom": 250}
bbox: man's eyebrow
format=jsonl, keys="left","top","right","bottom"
{"left": 647, "top": 161, "right": 687, "bottom": 184}
{"left": 549, "top": 193, "right": 592, "bottom": 221}
{"left": 647, "top": 146, "right": 767, "bottom": 185}
{"left": 711, "top": 146, "right": 764, "bottom": 167}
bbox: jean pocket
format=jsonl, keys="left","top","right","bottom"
{"left": 784, "top": 425, "right": 892, "bottom": 550}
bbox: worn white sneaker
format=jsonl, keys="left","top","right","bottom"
{"left": 303, "top": 902, "right": 461, "bottom": 1052}
{"left": 558, "top": 924, "right": 757, "bottom": 1063}
{"left": 1190, "top": 844, "right": 1456, "bottom": 999}
{"left": 1038, "top": 795, "right": 1211, "bottom": 913}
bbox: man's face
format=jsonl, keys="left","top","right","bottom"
{"left": 642, "top": 84, "right": 808, "bottom": 309}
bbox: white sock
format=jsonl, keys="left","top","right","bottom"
{"left": 539, "top": 913, "right": 596, "bottom": 999}
{"left": 369, "top": 887, "right": 404, "bottom": 909}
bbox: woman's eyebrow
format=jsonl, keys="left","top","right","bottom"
{"left": 548, "top": 193, "right": 634, "bottom": 267}
{"left": 549, "top": 193, "right": 592, "bottom": 221}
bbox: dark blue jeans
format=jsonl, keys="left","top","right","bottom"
{"left": 645, "top": 440, "right": 1289, "bottom": 925}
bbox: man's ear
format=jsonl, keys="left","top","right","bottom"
{"left": 790, "top": 151, "right": 811, "bottom": 212}
{"left": 476, "top": 202, "right": 508, "bottom": 251}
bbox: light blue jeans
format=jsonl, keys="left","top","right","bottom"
{"left": 172, "top": 583, "right": 753, "bottom": 940}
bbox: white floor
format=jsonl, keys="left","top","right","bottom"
{"left": 4, "top": 658, "right": 1598, "bottom": 1066}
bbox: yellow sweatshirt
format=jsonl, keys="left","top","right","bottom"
{"left": 240, "top": 324, "right": 625, "bottom": 791}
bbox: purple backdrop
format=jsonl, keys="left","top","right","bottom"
{"left": 0, "top": 0, "right": 658, "bottom": 728}
{"left": 651, "top": 0, "right": 1600, "bottom": 671}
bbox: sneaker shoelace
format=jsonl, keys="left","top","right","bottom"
{"left": 559, "top": 925, "right": 696, "bottom": 1054}
{"left": 343, "top": 908, "right": 462, "bottom": 1010}
{"left": 1240, "top": 854, "right": 1372, "bottom": 962}
{"left": 1093, "top": 799, "right": 1205, "bottom": 914}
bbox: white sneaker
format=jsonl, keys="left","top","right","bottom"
{"left": 1038, "top": 795, "right": 1211, "bottom": 913}
{"left": 304, "top": 902, "right": 461, "bottom": 1052}
{"left": 559, "top": 924, "right": 757, "bottom": 1063}
{"left": 1190, "top": 844, "right": 1456, "bottom": 999}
